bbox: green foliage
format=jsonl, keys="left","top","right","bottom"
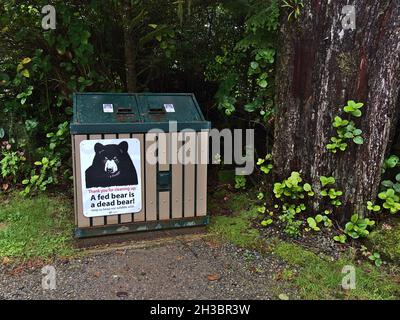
{"left": 283, "top": 219, "right": 302, "bottom": 237}
{"left": 273, "top": 171, "right": 314, "bottom": 199}
{"left": 261, "top": 218, "right": 273, "bottom": 227}
{"left": 206, "top": 0, "right": 279, "bottom": 122}
{"left": 367, "top": 219, "right": 400, "bottom": 264}
{"left": 2, "top": 0, "right": 239, "bottom": 193}
{"left": 367, "top": 201, "right": 381, "bottom": 212}
{"left": 378, "top": 188, "right": 400, "bottom": 214}
{"left": 281, "top": 0, "right": 304, "bottom": 21}
{"left": 344, "top": 213, "right": 375, "bottom": 239}
{"left": 319, "top": 175, "right": 343, "bottom": 207}
{"left": 20, "top": 121, "right": 70, "bottom": 195}
{"left": 307, "top": 211, "right": 332, "bottom": 232}
{"left": 208, "top": 207, "right": 261, "bottom": 249}
{"left": 234, "top": 175, "right": 247, "bottom": 189}
{"left": 21, "top": 157, "right": 60, "bottom": 195}
{"left": 319, "top": 176, "right": 335, "bottom": 187}
{"left": 274, "top": 242, "right": 399, "bottom": 299}
{"left": 343, "top": 100, "right": 364, "bottom": 118}
{"left": 0, "top": 192, "right": 75, "bottom": 259}
{"left": 368, "top": 252, "right": 383, "bottom": 267}
{"left": 257, "top": 153, "right": 273, "bottom": 174}
{"left": 382, "top": 155, "right": 399, "bottom": 173}
{"left": 1, "top": 150, "right": 25, "bottom": 183}
{"left": 333, "top": 234, "right": 347, "bottom": 244}
{"left": 327, "top": 101, "right": 364, "bottom": 153}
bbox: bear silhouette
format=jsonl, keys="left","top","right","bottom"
{"left": 85, "top": 141, "right": 138, "bottom": 188}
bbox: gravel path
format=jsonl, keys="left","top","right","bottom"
{"left": 0, "top": 235, "right": 296, "bottom": 300}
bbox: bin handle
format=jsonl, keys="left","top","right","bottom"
{"left": 116, "top": 107, "right": 134, "bottom": 114}
{"left": 148, "top": 106, "right": 166, "bottom": 114}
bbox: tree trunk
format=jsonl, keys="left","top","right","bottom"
{"left": 273, "top": 1, "right": 400, "bottom": 223}
{"left": 123, "top": 0, "right": 137, "bottom": 92}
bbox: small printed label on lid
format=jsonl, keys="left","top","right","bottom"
{"left": 103, "top": 104, "right": 114, "bottom": 113}
{"left": 164, "top": 104, "right": 175, "bottom": 113}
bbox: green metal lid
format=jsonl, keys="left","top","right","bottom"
{"left": 70, "top": 92, "right": 210, "bottom": 134}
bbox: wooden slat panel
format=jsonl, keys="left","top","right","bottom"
{"left": 89, "top": 134, "right": 105, "bottom": 227}
{"left": 158, "top": 133, "right": 169, "bottom": 171}
{"left": 196, "top": 132, "right": 208, "bottom": 216}
{"left": 119, "top": 133, "right": 133, "bottom": 224}
{"left": 74, "top": 135, "right": 90, "bottom": 228}
{"left": 104, "top": 134, "right": 119, "bottom": 225}
{"left": 159, "top": 191, "right": 170, "bottom": 220}
{"left": 133, "top": 133, "right": 145, "bottom": 223}
{"left": 72, "top": 135, "right": 78, "bottom": 226}
{"left": 184, "top": 132, "right": 196, "bottom": 217}
{"left": 171, "top": 132, "right": 183, "bottom": 219}
{"left": 145, "top": 133, "right": 157, "bottom": 221}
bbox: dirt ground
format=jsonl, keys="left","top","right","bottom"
{"left": 0, "top": 234, "right": 296, "bottom": 300}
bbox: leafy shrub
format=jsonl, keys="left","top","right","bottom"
{"left": 327, "top": 101, "right": 364, "bottom": 153}
{"left": 344, "top": 213, "right": 375, "bottom": 239}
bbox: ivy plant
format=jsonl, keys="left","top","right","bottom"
{"left": 344, "top": 213, "right": 375, "bottom": 239}
{"left": 319, "top": 176, "right": 343, "bottom": 207}
{"left": 257, "top": 153, "right": 273, "bottom": 175}
{"left": 327, "top": 101, "right": 365, "bottom": 153}
{"left": 378, "top": 188, "right": 400, "bottom": 214}
{"left": 366, "top": 201, "right": 381, "bottom": 212}
{"left": 333, "top": 234, "right": 347, "bottom": 244}
{"left": 368, "top": 252, "right": 383, "bottom": 267}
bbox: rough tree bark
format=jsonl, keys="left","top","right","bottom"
{"left": 273, "top": 1, "right": 400, "bottom": 223}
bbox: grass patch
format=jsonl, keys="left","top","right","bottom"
{"left": 367, "top": 217, "right": 400, "bottom": 264}
{"left": 208, "top": 206, "right": 261, "bottom": 249}
{"left": 274, "top": 242, "right": 400, "bottom": 300}
{"left": 207, "top": 189, "right": 400, "bottom": 300}
{"left": 0, "top": 192, "right": 76, "bottom": 260}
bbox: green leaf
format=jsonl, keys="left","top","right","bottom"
{"left": 393, "top": 183, "right": 400, "bottom": 193}
{"left": 307, "top": 217, "right": 317, "bottom": 229}
{"left": 352, "top": 109, "right": 362, "bottom": 117}
{"left": 244, "top": 103, "right": 256, "bottom": 112}
{"left": 278, "top": 293, "right": 289, "bottom": 300}
{"left": 303, "top": 183, "right": 312, "bottom": 192}
{"left": 22, "top": 57, "right": 31, "bottom": 64}
{"left": 250, "top": 61, "right": 259, "bottom": 70}
{"left": 261, "top": 219, "right": 273, "bottom": 227}
{"left": 21, "top": 69, "right": 30, "bottom": 78}
{"left": 353, "top": 136, "right": 364, "bottom": 145}
{"left": 381, "top": 180, "right": 394, "bottom": 188}
{"left": 258, "top": 79, "right": 268, "bottom": 88}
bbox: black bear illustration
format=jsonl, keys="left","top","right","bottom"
{"left": 85, "top": 141, "right": 138, "bottom": 188}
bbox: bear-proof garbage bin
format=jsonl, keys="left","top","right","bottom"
{"left": 70, "top": 93, "right": 210, "bottom": 238}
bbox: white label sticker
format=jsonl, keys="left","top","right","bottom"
{"left": 103, "top": 104, "right": 114, "bottom": 113}
{"left": 164, "top": 104, "right": 175, "bottom": 113}
{"left": 80, "top": 138, "right": 142, "bottom": 217}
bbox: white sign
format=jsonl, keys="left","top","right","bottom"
{"left": 164, "top": 104, "right": 175, "bottom": 113}
{"left": 103, "top": 103, "right": 114, "bottom": 113}
{"left": 80, "top": 138, "right": 142, "bottom": 217}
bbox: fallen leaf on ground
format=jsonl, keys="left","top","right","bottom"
{"left": 278, "top": 293, "right": 289, "bottom": 300}
{"left": 207, "top": 274, "right": 220, "bottom": 281}
{"left": 116, "top": 291, "right": 129, "bottom": 298}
